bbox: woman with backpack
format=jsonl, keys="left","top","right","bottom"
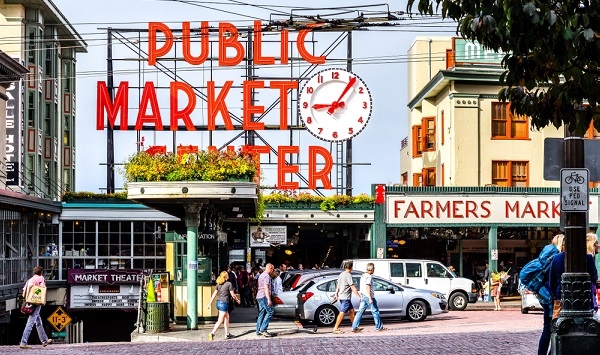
{"left": 537, "top": 234, "right": 565, "bottom": 355}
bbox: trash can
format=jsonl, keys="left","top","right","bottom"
{"left": 145, "top": 302, "right": 170, "bottom": 333}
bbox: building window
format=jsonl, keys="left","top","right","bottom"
{"left": 401, "top": 173, "right": 408, "bottom": 186}
{"left": 423, "top": 117, "right": 435, "bottom": 151}
{"left": 587, "top": 121, "right": 600, "bottom": 138}
{"left": 492, "top": 161, "right": 529, "bottom": 187}
{"left": 412, "top": 125, "right": 422, "bottom": 157}
{"left": 413, "top": 173, "right": 423, "bottom": 187}
{"left": 423, "top": 168, "right": 436, "bottom": 186}
{"left": 491, "top": 102, "right": 528, "bottom": 139}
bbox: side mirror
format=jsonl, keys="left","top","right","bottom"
{"left": 386, "top": 286, "right": 395, "bottom": 294}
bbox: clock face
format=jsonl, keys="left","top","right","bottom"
{"left": 298, "top": 68, "right": 372, "bottom": 142}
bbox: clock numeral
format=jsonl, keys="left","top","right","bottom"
{"left": 359, "top": 87, "right": 364, "bottom": 94}
{"left": 332, "top": 71, "right": 339, "bottom": 79}
{"left": 306, "top": 117, "right": 312, "bottom": 124}
{"left": 358, "top": 116, "right": 364, "bottom": 124}
{"left": 348, "top": 127, "right": 354, "bottom": 135}
{"left": 333, "top": 131, "right": 338, "bottom": 139}
{"left": 318, "top": 128, "right": 323, "bottom": 135}
{"left": 307, "top": 87, "right": 314, "bottom": 94}
{"left": 302, "top": 102, "right": 308, "bottom": 109}
{"left": 317, "top": 75, "right": 323, "bottom": 83}
{"left": 363, "top": 102, "right": 368, "bottom": 109}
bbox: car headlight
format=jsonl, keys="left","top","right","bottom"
{"left": 430, "top": 293, "right": 445, "bottom": 299}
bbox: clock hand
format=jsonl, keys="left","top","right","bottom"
{"left": 328, "top": 76, "right": 357, "bottom": 115}
{"left": 312, "top": 104, "right": 333, "bottom": 110}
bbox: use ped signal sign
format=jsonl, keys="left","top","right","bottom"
{"left": 47, "top": 306, "right": 72, "bottom": 332}
{"left": 560, "top": 168, "right": 589, "bottom": 212}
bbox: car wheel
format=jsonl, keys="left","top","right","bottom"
{"left": 406, "top": 300, "right": 427, "bottom": 322}
{"left": 521, "top": 307, "right": 529, "bottom": 314}
{"left": 315, "top": 305, "right": 338, "bottom": 327}
{"left": 449, "top": 293, "right": 468, "bottom": 311}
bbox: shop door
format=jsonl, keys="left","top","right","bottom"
{"left": 404, "top": 262, "right": 426, "bottom": 289}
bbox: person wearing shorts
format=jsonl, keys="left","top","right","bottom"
{"left": 206, "top": 271, "right": 240, "bottom": 340}
{"left": 332, "top": 261, "right": 362, "bottom": 334}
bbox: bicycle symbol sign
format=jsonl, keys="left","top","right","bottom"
{"left": 560, "top": 168, "right": 589, "bottom": 212}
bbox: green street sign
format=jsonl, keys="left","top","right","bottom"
{"left": 51, "top": 331, "right": 66, "bottom": 338}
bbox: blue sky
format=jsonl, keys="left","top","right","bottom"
{"left": 53, "top": 0, "right": 455, "bottom": 195}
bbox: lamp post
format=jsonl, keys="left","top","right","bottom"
{"left": 552, "top": 127, "right": 600, "bottom": 353}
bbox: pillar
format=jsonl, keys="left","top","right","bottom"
{"left": 370, "top": 184, "right": 386, "bottom": 258}
{"left": 184, "top": 203, "right": 202, "bottom": 330}
{"left": 488, "top": 226, "right": 498, "bottom": 302}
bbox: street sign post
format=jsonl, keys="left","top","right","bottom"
{"left": 560, "top": 168, "right": 589, "bottom": 212}
{"left": 47, "top": 306, "right": 72, "bottom": 332}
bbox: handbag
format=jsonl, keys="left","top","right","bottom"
{"left": 25, "top": 285, "right": 47, "bottom": 305}
{"left": 20, "top": 303, "right": 35, "bottom": 315}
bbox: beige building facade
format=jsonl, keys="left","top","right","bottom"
{"left": 399, "top": 36, "right": 592, "bottom": 188}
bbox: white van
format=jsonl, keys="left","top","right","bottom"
{"left": 343, "top": 259, "right": 478, "bottom": 310}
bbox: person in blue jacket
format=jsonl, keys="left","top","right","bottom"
{"left": 537, "top": 234, "right": 564, "bottom": 355}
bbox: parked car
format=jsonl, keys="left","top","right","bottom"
{"left": 344, "top": 259, "right": 478, "bottom": 311}
{"left": 518, "top": 281, "right": 542, "bottom": 314}
{"left": 295, "top": 273, "right": 448, "bottom": 326}
{"left": 274, "top": 270, "right": 360, "bottom": 318}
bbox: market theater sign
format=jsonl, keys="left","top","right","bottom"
{"left": 95, "top": 21, "right": 336, "bottom": 190}
{"left": 386, "top": 195, "right": 599, "bottom": 225}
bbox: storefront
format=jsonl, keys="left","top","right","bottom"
{"left": 372, "top": 186, "right": 599, "bottom": 285}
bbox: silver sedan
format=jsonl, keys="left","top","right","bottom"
{"left": 295, "top": 274, "right": 449, "bottom": 326}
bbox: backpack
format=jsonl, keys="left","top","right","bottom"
{"left": 519, "top": 244, "right": 559, "bottom": 304}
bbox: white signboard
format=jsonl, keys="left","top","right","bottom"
{"left": 560, "top": 169, "right": 589, "bottom": 212}
{"left": 250, "top": 225, "right": 287, "bottom": 247}
{"left": 386, "top": 195, "right": 598, "bottom": 225}
{"left": 70, "top": 285, "right": 140, "bottom": 309}
{"left": 491, "top": 249, "right": 498, "bottom": 261}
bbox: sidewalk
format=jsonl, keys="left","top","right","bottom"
{"left": 131, "top": 296, "right": 522, "bottom": 343}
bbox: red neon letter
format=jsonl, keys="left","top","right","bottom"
{"left": 243, "top": 80, "right": 265, "bottom": 130}
{"left": 297, "top": 29, "right": 325, "bottom": 64}
{"left": 253, "top": 21, "right": 274, "bottom": 65}
{"left": 219, "top": 23, "right": 244, "bottom": 66}
{"left": 207, "top": 81, "right": 234, "bottom": 130}
{"left": 182, "top": 21, "right": 209, "bottom": 65}
{"left": 170, "top": 81, "right": 196, "bottom": 131}
{"left": 278, "top": 146, "right": 299, "bottom": 190}
{"left": 148, "top": 22, "right": 173, "bottom": 66}
{"left": 280, "top": 29, "right": 289, "bottom": 64}
{"left": 270, "top": 81, "right": 297, "bottom": 130}
{"left": 135, "top": 82, "right": 164, "bottom": 130}
{"left": 308, "top": 146, "right": 333, "bottom": 189}
{"left": 97, "top": 81, "right": 128, "bottom": 130}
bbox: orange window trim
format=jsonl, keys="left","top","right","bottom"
{"left": 441, "top": 163, "right": 445, "bottom": 187}
{"left": 491, "top": 102, "right": 529, "bottom": 140}
{"left": 441, "top": 110, "right": 444, "bottom": 146}
{"left": 423, "top": 167, "right": 436, "bottom": 187}
{"left": 412, "top": 125, "right": 422, "bottom": 158}
{"left": 492, "top": 161, "right": 529, "bottom": 187}
{"left": 413, "top": 173, "right": 422, "bottom": 187}
{"left": 422, "top": 116, "right": 436, "bottom": 152}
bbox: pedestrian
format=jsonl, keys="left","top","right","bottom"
{"left": 586, "top": 233, "right": 599, "bottom": 314}
{"left": 238, "top": 266, "right": 252, "bottom": 307}
{"left": 255, "top": 263, "right": 275, "bottom": 337}
{"left": 537, "top": 234, "right": 565, "bottom": 355}
{"left": 206, "top": 271, "right": 241, "bottom": 340}
{"left": 271, "top": 269, "right": 283, "bottom": 295}
{"left": 227, "top": 265, "right": 238, "bottom": 293}
{"left": 490, "top": 271, "right": 501, "bottom": 311}
{"left": 352, "top": 263, "right": 387, "bottom": 332}
{"left": 20, "top": 266, "right": 52, "bottom": 349}
{"left": 332, "top": 261, "right": 362, "bottom": 334}
{"left": 298, "top": 263, "right": 304, "bottom": 270}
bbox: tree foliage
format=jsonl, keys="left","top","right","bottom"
{"left": 407, "top": 0, "right": 600, "bottom": 134}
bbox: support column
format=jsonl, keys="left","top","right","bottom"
{"left": 370, "top": 184, "right": 386, "bottom": 258}
{"left": 488, "top": 226, "right": 498, "bottom": 302}
{"left": 184, "top": 203, "right": 202, "bottom": 330}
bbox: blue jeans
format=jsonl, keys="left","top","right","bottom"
{"left": 352, "top": 295, "right": 383, "bottom": 330}
{"left": 538, "top": 302, "right": 552, "bottom": 355}
{"left": 255, "top": 297, "right": 274, "bottom": 333}
{"left": 20, "top": 305, "right": 49, "bottom": 346}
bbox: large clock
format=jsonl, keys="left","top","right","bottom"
{"left": 298, "top": 68, "right": 372, "bottom": 142}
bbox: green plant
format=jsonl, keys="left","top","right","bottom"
{"left": 320, "top": 194, "right": 353, "bottom": 211}
{"left": 262, "top": 192, "right": 297, "bottom": 205}
{"left": 250, "top": 190, "right": 266, "bottom": 224}
{"left": 62, "top": 191, "right": 128, "bottom": 201}
{"left": 351, "top": 193, "right": 375, "bottom": 204}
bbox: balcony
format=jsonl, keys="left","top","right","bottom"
{"left": 401, "top": 137, "right": 409, "bottom": 150}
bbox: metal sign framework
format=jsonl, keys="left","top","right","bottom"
{"left": 101, "top": 7, "right": 403, "bottom": 195}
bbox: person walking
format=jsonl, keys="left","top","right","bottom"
{"left": 206, "top": 271, "right": 241, "bottom": 340}
{"left": 537, "top": 234, "right": 565, "bottom": 355}
{"left": 20, "top": 266, "right": 52, "bottom": 349}
{"left": 351, "top": 263, "right": 387, "bottom": 332}
{"left": 332, "top": 261, "right": 362, "bottom": 334}
{"left": 255, "top": 263, "right": 275, "bottom": 337}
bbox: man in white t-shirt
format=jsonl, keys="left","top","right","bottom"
{"left": 352, "top": 263, "right": 387, "bottom": 332}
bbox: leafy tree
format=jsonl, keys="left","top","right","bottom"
{"left": 407, "top": 0, "right": 600, "bottom": 134}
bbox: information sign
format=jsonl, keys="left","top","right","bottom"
{"left": 560, "top": 169, "right": 589, "bottom": 212}
{"left": 47, "top": 306, "right": 72, "bottom": 332}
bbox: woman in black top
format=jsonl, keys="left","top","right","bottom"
{"left": 206, "top": 271, "right": 240, "bottom": 340}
